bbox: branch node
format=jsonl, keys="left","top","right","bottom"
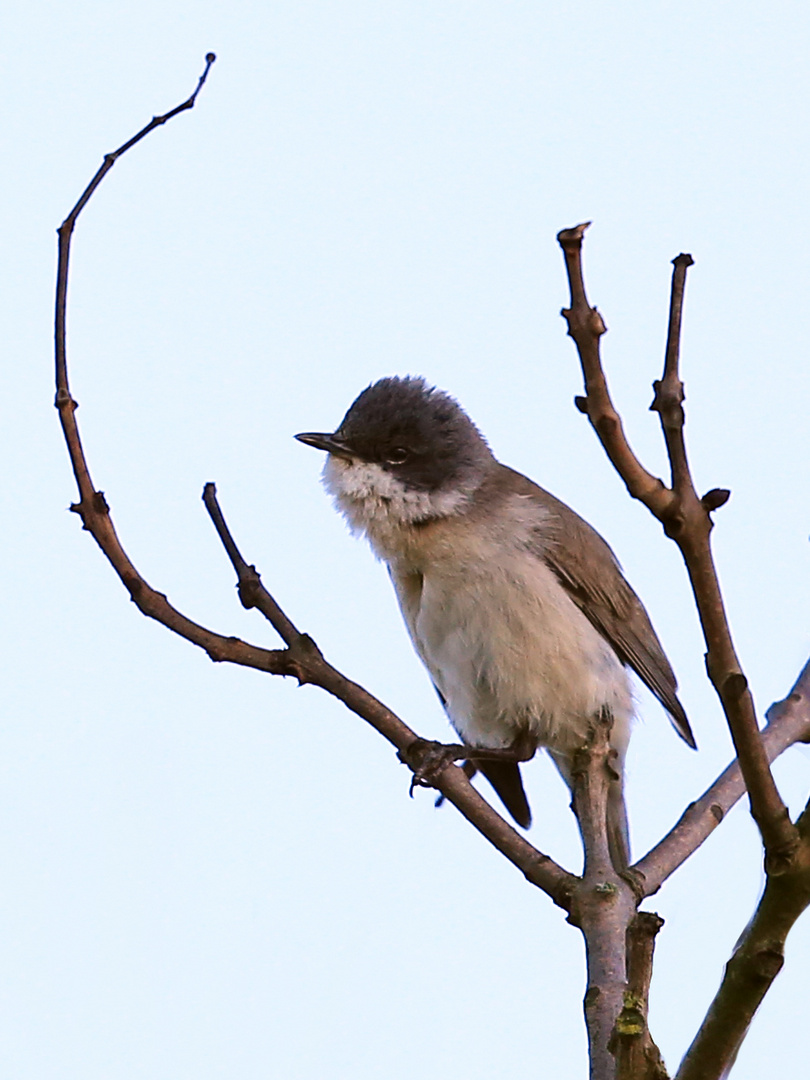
{"left": 594, "top": 412, "right": 619, "bottom": 438}
{"left": 122, "top": 573, "right": 144, "bottom": 599}
{"left": 619, "top": 866, "right": 647, "bottom": 900}
{"left": 661, "top": 508, "right": 687, "bottom": 540}
{"left": 701, "top": 487, "right": 731, "bottom": 512}
{"left": 590, "top": 307, "right": 608, "bottom": 335}
{"left": 285, "top": 633, "right": 324, "bottom": 684}
{"left": 649, "top": 376, "right": 685, "bottom": 419}
{"left": 574, "top": 395, "right": 589, "bottom": 414}
{"left": 722, "top": 671, "right": 749, "bottom": 702}
{"left": 236, "top": 565, "right": 263, "bottom": 609}
{"left": 752, "top": 945, "right": 784, "bottom": 981}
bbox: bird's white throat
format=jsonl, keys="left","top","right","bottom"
{"left": 322, "top": 455, "right": 473, "bottom": 558}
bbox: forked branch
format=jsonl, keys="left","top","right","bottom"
{"left": 634, "top": 666, "right": 810, "bottom": 895}
{"left": 51, "top": 62, "right": 575, "bottom": 911}
{"left": 51, "top": 60, "right": 810, "bottom": 1080}
{"left": 199, "top": 485, "right": 577, "bottom": 907}
{"left": 557, "top": 223, "right": 798, "bottom": 870}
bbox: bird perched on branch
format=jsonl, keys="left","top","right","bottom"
{"left": 297, "top": 376, "right": 695, "bottom": 867}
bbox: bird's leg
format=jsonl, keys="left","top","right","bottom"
{"left": 401, "top": 732, "right": 537, "bottom": 796}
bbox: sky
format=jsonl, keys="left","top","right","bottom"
{"left": 3, "top": 1, "right": 810, "bottom": 1077}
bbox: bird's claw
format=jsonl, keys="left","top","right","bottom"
{"left": 399, "top": 738, "right": 468, "bottom": 797}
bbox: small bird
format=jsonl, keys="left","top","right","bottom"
{"left": 296, "top": 376, "right": 695, "bottom": 866}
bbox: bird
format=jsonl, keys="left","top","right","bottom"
{"left": 296, "top": 376, "right": 695, "bottom": 866}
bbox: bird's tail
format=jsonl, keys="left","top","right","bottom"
{"left": 478, "top": 761, "right": 532, "bottom": 830}
{"left": 548, "top": 748, "right": 630, "bottom": 872}
{"left": 606, "top": 775, "right": 631, "bottom": 871}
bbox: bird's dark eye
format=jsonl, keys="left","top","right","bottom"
{"left": 385, "top": 447, "right": 410, "bottom": 466}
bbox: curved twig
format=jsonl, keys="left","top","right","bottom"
{"left": 51, "top": 62, "right": 576, "bottom": 912}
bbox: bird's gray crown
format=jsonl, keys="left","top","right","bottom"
{"left": 335, "top": 376, "right": 492, "bottom": 491}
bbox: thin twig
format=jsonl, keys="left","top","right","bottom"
{"left": 51, "top": 68, "right": 577, "bottom": 911}
{"left": 651, "top": 254, "right": 693, "bottom": 496}
{"left": 557, "top": 223, "right": 798, "bottom": 870}
{"left": 635, "top": 660, "right": 810, "bottom": 895}
{"left": 201, "top": 488, "right": 578, "bottom": 908}
{"left": 202, "top": 482, "right": 300, "bottom": 645}
{"left": 55, "top": 53, "right": 216, "bottom": 413}
{"left": 557, "top": 223, "right": 675, "bottom": 516}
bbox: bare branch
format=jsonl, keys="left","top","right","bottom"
{"left": 201, "top": 488, "right": 578, "bottom": 909}
{"left": 611, "top": 913, "right": 669, "bottom": 1080}
{"left": 676, "top": 798, "right": 810, "bottom": 1080}
{"left": 55, "top": 52, "right": 216, "bottom": 440}
{"left": 635, "top": 664, "right": 810, "bottom": 894}
{"left": 202, "top": 482, "right": 301, "bottom": 645}
{"left": 557, "top": 223, "right": 675, "bottom": 517}
{"left": 673, "top": 661, "right": 810, "bottom": 1077}
{"left": 51, "top": 76, "right": 578, "bottom": 910}
{"left": 650, "top": 254, "right": 693, "bottom": 497}
{"left": 571, "top": 712, "right": 619, "bottom": 878}
{"left": 557, "top": 224, "right": 798, "bottom": 869}
{"left": 568, "top": 717, "right": 638, "bottom": 1079}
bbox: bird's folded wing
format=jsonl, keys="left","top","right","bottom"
{"left": 501, "top": 467, "right": 696, "bottom": 749}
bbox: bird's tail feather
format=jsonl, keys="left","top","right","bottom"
{"left": 607, "top": 777, "right": 631, "bottom": 871}
{"left": 478, "top": 761, "right": 532, "bottom": 829}
{"left": 548, "top": 748, "right": 631, "bottom": 872}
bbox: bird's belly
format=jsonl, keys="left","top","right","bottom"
{"left": 410, "top": 556, "right": 632, "bottom": 756}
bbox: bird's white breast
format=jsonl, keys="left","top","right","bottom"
{"left": 323, "top": 456, "right": 632, "bottom": 759}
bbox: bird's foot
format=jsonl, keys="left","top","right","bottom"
{"left": 400, "top": 734, "right": 537, "bottom": 799}
{"left": 399, "top": 739, "right": 470, "bottom": 797}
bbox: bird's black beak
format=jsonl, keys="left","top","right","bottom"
{"left": 294, "top": 432, "right": 355, "bottom": 460}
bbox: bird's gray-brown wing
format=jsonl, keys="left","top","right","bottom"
{"left": 498, "top": 466, "right": 696, "bottom": 749}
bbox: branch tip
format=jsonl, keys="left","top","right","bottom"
{"left": 557, "top": 221, "right": 592, "bottom": 245}
{"left": 672, "top": 252, "right": 694, "bottom": 269}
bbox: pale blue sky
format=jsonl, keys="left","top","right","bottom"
{"left": 3, "top": 2, "right": 810, "bottom": 1077}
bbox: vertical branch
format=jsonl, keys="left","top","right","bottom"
{"left": 651, "top": 254, "right": 693, "bottom": 496}
{"left": 611, "top": 913, "right": 669, "bottom": 1080}
{"left": 557, "top": 223, "right": 798, "bottom": 869}
{"left": 650, "top": 255, "right": 795, "bottom": 869}
{"left": 569, "top": 714, "right": 637, "bottom": 1080}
